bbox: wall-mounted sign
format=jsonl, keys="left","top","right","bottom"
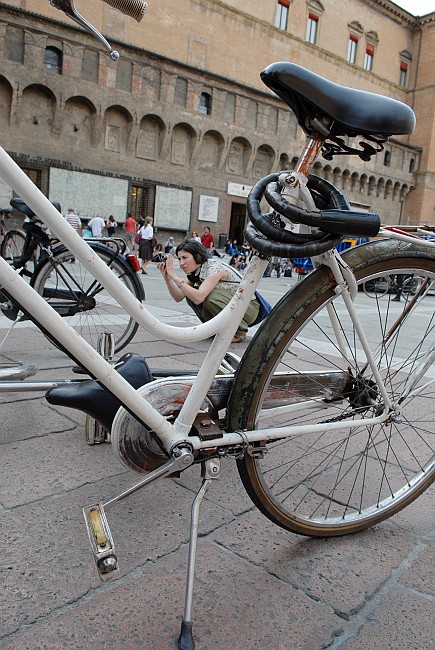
{"left": 227, "top": 182, "right": 252, "bottom": 198}
{"left": 198, "top": 195, "right": 219, "bottom": 222}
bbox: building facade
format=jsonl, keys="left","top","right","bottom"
{"left": 0, "top": 0, "right": 433, "bottom": 241}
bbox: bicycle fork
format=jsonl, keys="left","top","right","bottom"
{"left": 83, "top": 450, "right": 221, "bottom": 650}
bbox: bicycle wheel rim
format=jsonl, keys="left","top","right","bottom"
{"left": 0, "top": 229, "right": 25, "bottom": 264}
{"left": 31, "top": 244, "right": 142, "bottom": 352}
{"left": 228, "top": 244, "right": 435, "bottom": 536}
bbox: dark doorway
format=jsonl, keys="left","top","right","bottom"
{"left": 129, "top": 184, "right": 155, "bottom": 220}
{"left": 229, "top": 202, "right": 246, "bottom": 246}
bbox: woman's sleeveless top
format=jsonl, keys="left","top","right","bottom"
{"left": 194, "top": 259, "right": 241, "bottom": 294}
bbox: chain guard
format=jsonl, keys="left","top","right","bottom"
{"left": 111, "top": 376, "right": 199, "bottom": 475}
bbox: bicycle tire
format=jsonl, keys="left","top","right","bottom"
{"left": 0, "top": 229, "right": 26, "bottom": 263}
{"left": 31, "top": 242, "right": 144, "bottom": 353}
{"left": 227, "top": 239, "right": 435, "bottom": 537}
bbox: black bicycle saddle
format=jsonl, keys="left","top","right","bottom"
{"left": 261, "top": 62, "right": 415, "bottom": 138}
{"left": 10, "top": 197, "right": 62, "bottom": 217}
{"left": 46, "top": 353, "right": 154, "bottom": 432}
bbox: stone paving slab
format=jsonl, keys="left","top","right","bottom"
{"left": 343, "top": 587, "right": 435, "bottom": 650}
{"left": 0, "top": 542, "right": 341, "bottom": 650}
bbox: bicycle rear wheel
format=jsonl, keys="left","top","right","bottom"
{"left": 31, "top": 243, "right": 144, "bottom": 352}
{"left": 0, "top": 229, "right": 25, "bottom": 263}
{"left": 227, "top": 240, "right": 435, "bottom": 536}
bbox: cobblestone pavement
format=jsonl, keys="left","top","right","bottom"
{"left": 0, "top": 264, "right": 434, "bottom": 650}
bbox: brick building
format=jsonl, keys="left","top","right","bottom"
{"left": 0, "top": 0, "right": 433, "bottom": 241}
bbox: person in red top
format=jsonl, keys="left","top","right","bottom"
{"left": 124, "top": 213, "right": 137, "bottom": 248}
{"left": 200, "top": 226, "right": 214, "bottom": 252}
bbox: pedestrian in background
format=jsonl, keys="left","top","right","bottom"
{"left": 88, "top": 214, "right": 105, "bottom": 238}
{"left": 165, "top": 236, "right": 175, "bottom": 253}
{"left": 63, "top": 208, "right": 82, "bottom": 263}
{"left": 64, "top": 208, "right": 82, "bottom": 234}
{"left": 201, "top": 226, "right": 214, "bottom": 254}
{"left": 106, "top": 215, "right": 117, "bottom": 237}
{"left": 137, "top": 216, "right": 154, "bottom": 274}
{"left": 124, "top": 213, "right": 137, "bottom": 248}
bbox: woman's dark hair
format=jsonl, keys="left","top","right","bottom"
{"left": 176, "top": 240, "right": 208, "bottom": 264}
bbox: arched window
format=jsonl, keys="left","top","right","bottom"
{"left": 384, "top": 150, "right": 391, "bottom": 167}
{"left": 199, "top": 92, "right": 212, "bottom": 115}
{"left": 44, "top": 46, "right": 62, "bottom": 74}
{"left": 409, "top": 158, "right": 416, "bottom": 173}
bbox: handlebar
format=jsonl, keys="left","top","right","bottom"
{"left": 100, "top": 0, "right": 148, "bottom": 21}
{"left": 50, "top": 0, "right": 148, "bottom": 60}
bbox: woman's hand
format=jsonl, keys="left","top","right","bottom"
{"left": 157, "top": 255, "right": 179, "bottom": 283}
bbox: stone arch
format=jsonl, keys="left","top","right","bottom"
{"left": 323, "top": 164, "right": 332, "bottom": 182}
{"left": 279, "top": 153, "right": 291, "bottom": 171}
{"left": 253, "top": 144, "right": 275, "bottom": 179}
{"left": 171, "top": 122, "right": 197, "bottom": 166}
{"left": 384, "top": 179, "right": 393, "bottom": 200}
{"left": 351, "top": 172, "right": 359, "bottom": 192}
{"left": 342, "top": 169, "right": 351, "bottom": 192}
{"left": 21, "top": 83, "right": 56, "bottom": 132}
{"left": 0, "top": 76, "right": 13, "bottom": 129}
{"left": 63, "top": 96, "right": 96, "bottom": 147}
{"left": 393, "top": 181, "right": 401, "bottom": 202}
{"left": 333, "top": 166, "right": 341, "bottom": 188}
{"left": 368, "top": 175, "right": 376, "bottom": 196}
{"left": 198, "top": 130, "right": 225, "bottom": 171}
{"left": 313, "top": 161, "right": 322, "bottom": 177}
{"left": 400, "top": 183, "right": 409, "bottom": 202}
{"left": 376, "top": 177, "right": 385, "bottom": 198}
{"left": 359, "top": 173, "right": 368, "bottom": 194}
{"left": 103, "top": 105, "right": 133, "bottom": 154}
{"left": 136, "top": 114, "right": 166, "bottom": 160}
{"left": 226, "top": 137, "right": 252, "bottom": 176}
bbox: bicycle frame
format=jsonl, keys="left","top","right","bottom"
{"left": 2, "top": 141, "right": 435, "bottom": 454}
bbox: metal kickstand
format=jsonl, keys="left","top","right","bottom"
{"left": 178, "top": 457, "right": 222, "bottom": 650}
{"left": 0, "top": 312, "right": 24, "bottom": 350}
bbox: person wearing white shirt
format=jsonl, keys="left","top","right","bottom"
{"left": 88, "top": 215, "right": 105, "bottom": 237}
{"left": 137, "top": 216, "right": 154, "bottom": 274}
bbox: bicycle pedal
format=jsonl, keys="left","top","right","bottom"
{"left": 85, "top": 416, "right": 109, "bottom": 445}
{"left": 83, "top": 502, "right": 119, "bottom": 581}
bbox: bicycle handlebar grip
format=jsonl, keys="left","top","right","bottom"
{"left": 101, "top": 0, "right": 148, "bottom": 22}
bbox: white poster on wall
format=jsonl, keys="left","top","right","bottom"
{"left": 49, "top": 168, "right": 128, "bottom": 221}
{"left": 198, "top": 195, "right": 219, "bottom": 222}
{"left": 154, "top": 186, "right": 192, "bottom": 230}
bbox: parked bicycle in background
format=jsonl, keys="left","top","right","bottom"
{"left": 0, "top": 197, "right": 144, "bottom": 352}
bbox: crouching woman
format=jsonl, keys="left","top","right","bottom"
{"left": 157, "top": 240, "right": 259, "bottom": 342}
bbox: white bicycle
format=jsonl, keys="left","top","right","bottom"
{"left": 0, "top": 2, "right": 434, "bottom": 648}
